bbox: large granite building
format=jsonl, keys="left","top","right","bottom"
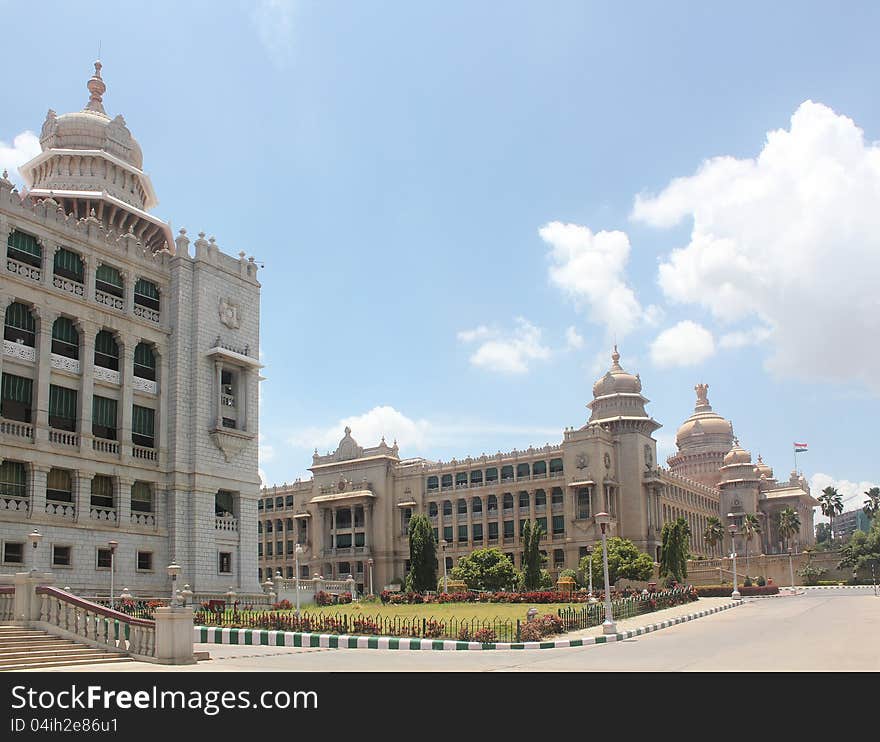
{"left": 0, "top": 63, "right": 262, "bottom": 595}
{"left": 260, "top": 348, "right": 816, "bottom": 592}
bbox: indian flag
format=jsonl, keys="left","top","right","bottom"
{"left": 793, "top": 442, "right": 808, "bottom": 453}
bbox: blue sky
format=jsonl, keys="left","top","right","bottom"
{"left": 2, "top": 1, "right": 878, "bottom": 515}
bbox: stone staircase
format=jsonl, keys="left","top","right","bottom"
{"left": 0, "top": 625, "right": 134, "bottom": 671}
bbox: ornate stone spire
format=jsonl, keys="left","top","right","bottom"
{"left": 610, "top": 344, "right": 622, "bottom": 371}
{"left": 85, "top": 60, "right": 107, "bottom": 115}
{"left": 694, "top": 383, "right": 711, "bottom": 411}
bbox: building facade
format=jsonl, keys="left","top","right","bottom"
{"left": 260, "top": 348, "right": 817, "bottom": 591}
{"left": 0, "top": 63, "right": 262, "bottom": 595}
{"left": 832, "top": 508, "right": 872, "bottom": 541}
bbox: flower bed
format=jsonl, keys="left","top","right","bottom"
{"left": 378, "top": 589, "right": 653, "bottom": 605}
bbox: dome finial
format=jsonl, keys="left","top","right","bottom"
{"left": 611, "top": 345, "right": 621, "bottom": 370}
{"left": 85, "top": 60, "right": 107, "bottom": 115}
{"left": 694, "top": 382, "right": 711, "bottom": 410}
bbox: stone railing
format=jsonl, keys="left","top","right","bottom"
{"left": 94, "top": 366, "right": 121, "bottom": 385}
{"left": 0, "top": 586, "right": 13, "bottom": 621}
{"left": 130, "top": 512, "right": 156, "bottom": 528}
{"left": 133, "top": 304, "right": 160, "bottom": 323}
{"left": 215, "top": 515, "right": 239, "bottom": 532}
{"left": 3, "top": 339, "right": 36, "bottom": 362}
{"left": 0, "top": 494, "right": 28, "bottom": 514}
{"left": 35, "top": 586, "right": 156, "bottom": 660}
{"left": 133, "top": 376, "right": 158, "bottom": 394}
{"left": 0, "top": 418, "right": 33, "bottom": 439}
{"left": 133, "top": 445, "right": 158, "bottom": 462}
{"left": 90, "top": 505, "right": 118, "bottom": 523}
{"left": 45, "top": 502, "right": 75, "bottom": 520}
{"left": 7, "top": 256, "right": 41, "bottom": 282}
{"left": 53, "top": 274, "right": 85, "bottom": 297}
{"left": 49, "top": 429, "right": 79, "bottom": 447}
{"left": 51, "top": 353, "right": 81, "bottom": 374}
{"left": 95, "top": 288, "right": 125, "bottom": 311}
{"left": 93, "top": 438, "right": 119, "bottom": 455}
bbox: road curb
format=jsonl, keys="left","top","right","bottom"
{"left": 195, "top": 600, "right": 742, "bottom": 651}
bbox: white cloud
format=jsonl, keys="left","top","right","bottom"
{"left": 564, "top": 326, "right": 584, "bottom": 350}
{"left": 719, "top": 326, "right": 772, "bottom": 350}
{"left": 540, "top": 221, "right": 643, "bottom": 338}
{"left": 459, "top": 318, "right": 551, "bottom": 374}
{"left": 0, "top": 130, "right": 40, "bottom": 186}
{"left": 251, "top": 0, "right": 296, "bottom": 67}
{"left": 633, "top": 100, "right": 880, "bottom": 391}
{"left": 258, "top": 468, "right": 268, "bottom": 487}
{"left": 649, "top": 320, "right": 715, "bottom": 368}
{"left": 810, "top": 473, "right": 878, "bottom": 521}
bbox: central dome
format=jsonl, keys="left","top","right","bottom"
{"left": 675, "top": 383, "right": 734, "bottom": 449}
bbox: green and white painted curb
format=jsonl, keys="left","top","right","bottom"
{"left": 800, "top": 585, "right": 875, "bottom": 590}
{"left": 195, "top": 601, "right": 741, "bottom": 652}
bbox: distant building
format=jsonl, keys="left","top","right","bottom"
{"left": 833, "top": 508, "right": 872, "bottom": 540}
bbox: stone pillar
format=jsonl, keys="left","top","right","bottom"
{"left": 466, "top": 498, "right": 473, "bottom": 548}
{"left": 117, "top": 477, "right": 133, "bottom": 529}
{"left": 75, "top": 472, "right": 93, "bottom": 523}
{"left": 153, "top": 607, "right": 196, "bottom": 665}
{"left": 157, "top": 349, "right": 168, "bottom": 461}
{"left": 84, "top": 256, "right": 97, "bottom": 306}
{"left": 30, "top": 464, "right": 49, "bottom": 521}
{"left": 119, "top": 337, "right": 135, "bottom": 458}
{"left": 33, "top": 307, "right": 54, "bottom": 444}
{"left": 240, "top": 367, "right": 250, "bottom": 432}
{"left": 214, "top": 360, "right": 223, "bottom": 429}
{"left": 529, "top": 488, "right": 536, "bottom": 524}
{"left": 365, "top": 503, "right": 372, "bottom": 549}
{"left": 78, "top": 320, "right": 96, "bottom": 453}
{"left": 12, "top": 572, "right": 54, "bottom": 625}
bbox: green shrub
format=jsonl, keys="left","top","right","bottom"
{"left": 756, "top": 576, "right": 766, "bottom": 587}
{"left": 743, "top": 576, "right": 753, "bottom": 587}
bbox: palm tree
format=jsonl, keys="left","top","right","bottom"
{"left": 818, "top": 487, "right": 844, "bottom": 542}
{"left": 863, "top": 487, "right": 880, "bottom": 522}
{"left": 776, "top": 507, "right": 801, "bottom": 552}
{"left": 741, "top": 513, "right": 762, "bottom": 574}
{"left": 703, "top": 516, "right": 725, "bottom": 557}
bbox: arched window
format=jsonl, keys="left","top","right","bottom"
{"left": 54, "top": 248, "right": 83, "bottom": 283}
{"left": 455, "top": 472, "right": 467, "bottom": 487}
{"left": 503, "top": 493, "right": 513, "bottom": 510}
{"left": 94, "top": 330, "right": 119, "bottom": 370}
{"left": 427, "top": 476, "right": 439, "bottom": 491}
{"left": 471, "top": 497, "right": 482, "bottom": 514}
{"left": 131, "top": 481, "right": 153, "bottom": 513}
{"left": 90, "top": 475, "right": 114, "bottom": 509}
{"left": 516, "top": 463, "right": 530, "bottom": 479}
{"left": 533, "top": 460, "right": 547, "bottom": 477}
{"left": 0, "top": 461, "right": 27, "bottom": 500}
{"left": 428, "top": 502, "right": 438, "bottom": 517}
{"left": 535, "top": 489, "right": 547, "bottom": 506}
{"left": 134, "top": 342, "right": 156, "bottom": 381}
{"left": 1, "top": 373, "right": 32, "bottom": 423}
{"left": 549, "top": 458, "right": 564, "bottom": 476}
{"left": 501, "top": 465, "right": 514, "bottom": 482}
{"left": 134, "top": 278, "right": 160, "bottom": 310}
{"left": 470, "top": 470, "right": 483, "bottom": 486}
{"left": 518, "top": 491, "right": 530, "bottom": 509}
{"left": 457, "top": 498, "right": 467, "bottom": 515}
{"left": 51, "top": 317, "right": 79, "bottom": 360}
{"left": 551, "top": 487, "right": 564, "bottom": 505}
{"left": 7, "top": 229, "right": 41, "bottom": 268}
{"left": 46, "top": 468, "right": 73, "bottom": 503}
{"left": 442, "top": 500, "right": 452, "bottom": 516}
{"left": 441, "top": 474, "right": 453, "bottom": 490}
{"left": 4, "top": 302, "right": 35, "bottom": 346}
{"left": 487, "top": 495, "right": 498, "bottom": 512}
{"left": 485, "top": 467, "right": 498, "bottom": 484}
{"left": 95, "top": 264, "right": 124, "bottom": 298}
{"left": 48, "top": 384, "right": 77, "bottom": 431}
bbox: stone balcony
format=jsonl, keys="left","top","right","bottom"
{"left": 6, "top": 255, "right": 40, "bottom": 282}
{"left": 3, "top": 339, "right": 36, "bottom": 363}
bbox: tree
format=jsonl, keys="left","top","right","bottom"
{"left": 703, "top": 517, "right": 725, "bottom": 557}
{"left": 521, "top": 520, "right": 546, "bottom": 590}
{"left": 579, "top": 537, "right": 654, "bottom": 589}
{"left": 863, "top": 487, "right": 880, "bottom": 522}
{"left": 405, "top": 514, "right": 437, "bottom": 592}
{"left": 816, "top": 522, "right": 832, "bottom": 544}
{"left": 741, "top": 513, "right": 762, "bottom": 574}
{"left": 776, "top": 507, "right": 801, "bottom": 553}
{"left": 818, "top": 486, "right": 844, "bottom": 542}
{"left": 659, "top": 518, "right": 690, "bottom": 584}
{"left": 838, "top": 517, "right": 880, "bottom": 582}
{"left": 449, "top": 548, "right": 519, "bottom": 591}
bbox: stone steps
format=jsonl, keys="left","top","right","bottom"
{"left": 0, "top": 624, "right": 133, "bottom": 671}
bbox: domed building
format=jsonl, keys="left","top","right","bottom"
{"left": 666, "top": 384, "right": 734, "bottom": 487}
{"left": 1, "top": 63, "right": 263, "bottom": 596}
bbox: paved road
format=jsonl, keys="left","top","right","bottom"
{"left": 27, "top": 588, "right": 880, "bottom": 672}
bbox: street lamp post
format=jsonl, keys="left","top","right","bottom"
{"left": 27, "top": 529, "right": 43, "bottom": 573}
{"left": 440, "top": 540, "right": 448, "bottom": 593}
{"left": 586, "top": 545, "right": 596, "bottom": 603}
{"left": 787, "top": 546, "right": 795, "bottom": 591}
{"left": 167, "top": 561, "right": 181, "bottom": 609}
{"left": 107, "top": 540, "right": 119, "bottom": 610}
{"left": 594, "top": 512, "right": 616, "bottom": 635}
{"left": 367, "top": 557, "right": 374, "bottom": 598}
{"left": 295, "top": 544, "right": 304, "bottom": 617}
{"left": 727, "top": 516, "right": 741, "bottom": 601}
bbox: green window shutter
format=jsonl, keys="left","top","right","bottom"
{"left": 5, "top": 302, "right": 35, "bottom": 332}
{"left": 96, "top": 264, "right": 123, "bottom": 288}
{"left": 134, "top": 278, "right": 159, "bottom": 300}
{"left": 94, "top": 330, "right": 119, "bottom": 357}
{"left": 1, "top": 373, "right": 33, "bottom": 403}
{"left": 0, "top": 461, "right": 27, "bottom": 496}
{"left": 47, "top": 468, "right": 72, "bottom": 492}
{"left": 131, "top": 481, "right": 153, "bottom": 511}
{"left": 92, "top": 396, "right": 117, "bottom": 427}
{"left": 132, "top": 405, "right": 155, "bottom": 436}
{"left": 53, "top": 248, "right": 83, "bottom": 281}
{"left": 49, "top": 385, "right": 77, "bottom": 420}
{"left": 134, "top": 343, "right": 155, "bottom": 369}
{"left": 52, "top": 317, "right": 79, "bottom": 344}
{"left": 7, "top": 230, "right": 42, "bottom": 259}
{"left": 91, "top": 475, "right": 113, "bottom": 503}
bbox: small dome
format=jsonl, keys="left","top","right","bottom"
{"left": 675, "top": 383, "right": 734, "bottom": 447}
{"left": 592, "top": 346, "right": 642, "bottom": 397}
{"left": 723, "top": 440, "right": 752, "bottom": 466}
{"left": 38, "top": 62, "right": 144, "bottom": 169}
{"left": 755, "top": 454, "right": 774, "bottom": 479}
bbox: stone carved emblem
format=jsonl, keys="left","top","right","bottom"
{"left": 575, "top": 453, "right": 589, "bottom": 470}
{"left": 644, "top": 445, "right": 653, "bottom": 468}
{"left": 604, "top": 452, "right": 611, "bottom": 469}
{"left": 219, "top": 297, "right": 241, "bottom": 329}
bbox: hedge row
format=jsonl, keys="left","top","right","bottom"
{"left": 695, "top": 585, "right": 779, "bottom": 597}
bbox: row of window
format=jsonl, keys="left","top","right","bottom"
{"left": 7, "top": 230, "right": 161, "bottom": 311}
{"left": 432, "top": 516, "right": 567, "bottom": 543}
{"left": 258, "top": 566, "right": 311, "bottom": 580}
{"left": 1, "top": 539, "right": 154, "bottom": 570}
{"left": 5, "top": 301, "right": 158, "bottom": 379}
{"left": 0, "top": 461, "right": 156, "bottom": 510}
{"left": 426, "top": 459, "right": 564, "bottom": 490}
{"left": 1, "top": 372, "right": 156, "bottom": 446}
{"left": 427, "top": 488, "right": 566, "bottom": 517}
{"left": 258, "top": 494, "right": 296, "bottom": 511}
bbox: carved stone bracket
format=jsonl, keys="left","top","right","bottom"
{"left": 210, "top": 428, "right": 254, "bottom": 463}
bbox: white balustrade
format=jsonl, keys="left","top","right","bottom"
{"left": 49, "top": 429, "right": 79, "bottom": 447}
{"left": 6, "top": 256, "right": 41, "bottom": 282}
{"left": 130, "top": 512, "right": 156, "bottom": 528}
{"left": 45, "top": 502, "right": 76, "bottom": 519}
{"left": 2, "top": 339, "right": 36, "bottom": 362}
{"left": 215, "top": 515, "right": 239, "bottom": 532}
{"left": 0, "top": 495, "right": 29, "bottom": 513}
{"left": 132, "top": 445, "right": 158, "bottom": 462}
{"left": 0, "top": 418, "right": 33, "bottom": 439}
{"left": 133, "top": 304, "right": 160, "bottom": 323}
{"left": 53, "top": 275, "right": 85, "bottom": 297}
{"left": 95, "top": 289, "right": 125, "bottom": 311}
{"left": 132, "top": 376, "right": 158, "bottom": 394}
{"left": 94, "top": 366, "right": 121, "bottom": 385}
{"left": 93, "top": 438, "right": 119, "bottom": 455}
{"left": 50, "top": 353, "right": 81, "bottom": 374}
{"left": 90, "top": 505, "right": 118, "bottom": 522}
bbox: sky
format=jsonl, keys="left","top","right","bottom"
{"left": 2, "top": 1, "right": 878, "bottom": 519}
